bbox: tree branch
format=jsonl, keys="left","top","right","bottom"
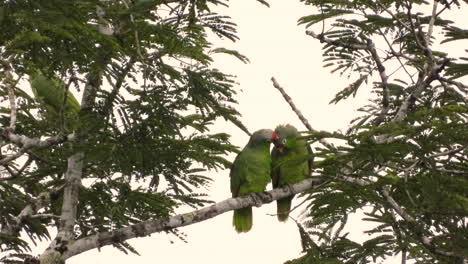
{"left": 428, "top": 145, "right": 466, "bottom": 158}
{"left": 6, "top": 78, "right": 17, "bottom": 131}
{"left": 270, "top": 77, "right": 334, "bottom": 149}
{"left": 376, "top": 2, "right": 412, "bottom": 32}
{"left": 41, "top": 49, "right": 108, "bottom": 263}
{"left": 0, "top": 130, "right": 75, "bottom": 165}
{"left": 394, "top": 58, "right": 450, "bottom": 123}
{"left": 380, "top": 187, "right": 458, "bottom": 258}
{"left": 365, "top": 37, "right": 391, "bottom": 124}
{"left": 376, "top": 58, "right": 451, "bottom": 143}
{"left": 63, "top": 178, "right": 324, "bottom": 259}
{"left": 1, "top": 186, "right": 64, "bottom": 236}
{"left": 378, "top": 28, "right": 415, "bottom": 83}
{"left": 426, "top": 1, "right": 439, "bottom": 46}
{"left": 0, "top": 56, "right": 20, "bottom": 131}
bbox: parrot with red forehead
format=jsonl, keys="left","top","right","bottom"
{"left": 271, "top": 124, "right": 312, "bottom": 222}
{"left": 230, "top": 129, "right": 280, "bottom": 233}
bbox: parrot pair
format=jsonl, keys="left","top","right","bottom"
{"left": 230, "top": 124, "right": 312, "bottom": 233}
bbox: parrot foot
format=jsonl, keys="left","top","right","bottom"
{"left": 251, "top": 192, "right": 272, "bottom": 207}
{"left": 251, "top": 193, "right": 264, "bottom": 208}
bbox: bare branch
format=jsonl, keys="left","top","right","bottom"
{"left": 378, "top": 29, "right": 415, "bottom": 83}
{"left": 428, "top": 146, "right": 466, "bottom": 158}
{"left": 58, "top": 153, "right": 84, "bottom": 240}
{"left": 366, "top": 38, "right": 389, "bottom": 107}
{"left": 7, "top": 80, "right": 17, "bottom": 131}
{"left": 63, "top": 178, "right": 323, "bottom": 259}
{"left": 0, "top": 130, "right": 75, "bottom": 165}
{"left": 270, "top": 77, "right": 334, "bottom": 149}
{"left": 393, "top": 58, "right": 450, "bottom": 122}
{"left": 376, "top": 58, "right": 450, "bottom": 143}
{"left": 365, "top": 37, "right": 390, "bottom": 123}
{"left": 41, "top": 57, "right": 107, "bottom": 262}
{"left": 0, "top": 56, "right": 19, "bottom": 130}
{"left": 1, "top": 186, "right": 64, "bottom": 236}
{"left": 426, "top": 1, "right": 439, "bottom": 46}
{"left": 435, "top": 1, "right": 453, "bottom": 18}
{"left": 406, "top": 3, "right": 434, "bottom": 59}
{"left": 376, "top": 2, "right": 412, "bottom": 32}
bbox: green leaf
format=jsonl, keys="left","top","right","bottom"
{"left": 298, "top": 9, "right": 354, "bottom": 28}
{"left": 210, "top": 47, "right": 250, "bottom": 63}
{"left": 256, "top": 0, "right": 270, "bottom": 7}
{"left": 329, "top": 75, "right": 367, "bottom": 104}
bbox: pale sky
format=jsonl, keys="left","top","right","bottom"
{"left": 22, "top": 1, "right": 466, "bottom": 263}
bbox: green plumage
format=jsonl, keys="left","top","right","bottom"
{"left": 30, "top": 70, "right": 80, "bottom": 130}
{"left": 271, "top": 124, "right": 312, "bottom": 222}
{"left": 230, "top": 129, "right": 273, "bottom": 233}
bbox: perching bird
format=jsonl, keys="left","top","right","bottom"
{"left": 230, "top": 129, "right": 280, "bottom": 233}
{"left": 30, "top": 70, "right": 80, "bottom": 130}
{"left": 271, "top": 124, "right": 312, "bottom": 222}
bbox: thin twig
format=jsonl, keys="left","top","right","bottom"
{"left": 379, "top": 29, "right": 415, "bottom": 83}
{"left": 376, "top": 2, "right": 412, "bottom": 32}
{"left": 121, "top": 0, "right": 146, "bottom": 65}
{"left": 271, "top": 77, "right": 334, "bottom": 149}
{"left": 401, "top": 246, "right": 407, "bottom": 264}
{"left": 428, "top": 146, "right": 466, "bottom": 158}
{"left": 435, "top": 1, "right": 453, "bottom": 18}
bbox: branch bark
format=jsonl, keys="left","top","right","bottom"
{"left": 62, "top": 178, "right": 323, "bottom": 259}
{"left": 270, "top": 77, "right": 334, "bottom": 149}
{"left": 1, "top": 186, "right": 64, "bottom": 236}
{"left": 376, "top": 58, "right": 450, "bottom": 143}
{"left": 380, "top": 187, "right": 458, "bottom": 258}
{"left": 0, "top": 130, "right": 75, "bottom": 165}
{"left": 40, "top": 60, "right": 105, "bottom": 263}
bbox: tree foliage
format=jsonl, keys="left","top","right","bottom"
{"left": 0, "top": 0, "right": 467, "bottom": 264}
{"left": 288, "top": 0, "right": 468, "bottom": 263}
{"left": 0, "top": 0, "right": 247, "bottom": 262}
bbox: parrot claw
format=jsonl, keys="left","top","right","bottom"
{"left": 253, "top": 192, "right": 272, "bottom": 207}
{"left": 251, "top": 193, "right": 264, "bottom": 207}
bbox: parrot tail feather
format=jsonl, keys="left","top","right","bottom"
{"left": 277, "top": 197, "right": 293, "bottom": 222}
{"left": 233, "top": 207, "right": 253, "bottom": 233}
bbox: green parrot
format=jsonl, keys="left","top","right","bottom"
{"left": 271, "top": 124, "right": 313, "bottom": 222}
{"left": 230, "top": 129, "right": 280, "bottom": 233}
{"left": 29, "top": 70, "right": 80, "bottom": 130}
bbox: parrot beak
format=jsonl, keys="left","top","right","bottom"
{"left": 275, "top": 143, "right": 285, "bottom": 152}
{"left": 271, "top": 131, "right": 285, "bottom": 152}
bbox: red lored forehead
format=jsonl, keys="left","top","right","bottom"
{"left": 271, "top": 131, "right": 278, "bottom": 140}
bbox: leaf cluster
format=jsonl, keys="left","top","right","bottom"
{"left": 290, "top": 1, "right": 468, "bottom": 263}
{"left": 0, "top": 0, "right": 248, "bottom": 260}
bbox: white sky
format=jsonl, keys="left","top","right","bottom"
{"left": 20, "top": 1, "right": 467, "bottom": 263}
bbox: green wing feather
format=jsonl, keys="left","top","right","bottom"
{"left": 30, "top": 70, "right": 80, "bottom": 130}
{"left": 230, "top": 137, "right": 271, "bottom": 233}
{"left": 271, "top": 124, "right": 312, "bottom": 222}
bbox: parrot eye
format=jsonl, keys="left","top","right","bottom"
{"left": 281, "top": 138, "right": 287, "bottom": 144}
